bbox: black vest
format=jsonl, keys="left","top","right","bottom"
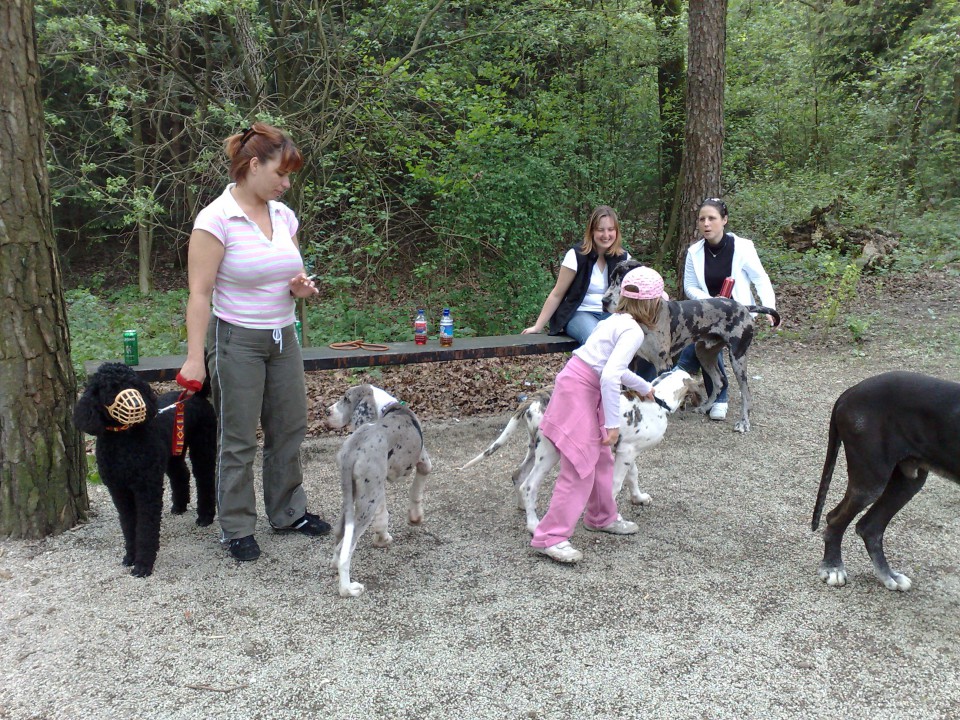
{"left": 549, "top": 247, "right": 630, "bottom": 335}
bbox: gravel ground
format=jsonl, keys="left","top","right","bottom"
{"left": 3, "top": 273, "right": 960, "bottom": 720}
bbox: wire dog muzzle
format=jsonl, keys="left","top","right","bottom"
{"left": 105, "top": 388, "right": 148, "bottom": 427}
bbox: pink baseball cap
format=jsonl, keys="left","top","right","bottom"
{"left": 620, "top": 266, "right": 667, "bottom": 300}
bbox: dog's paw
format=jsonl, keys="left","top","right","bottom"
{"left": 122, "top": 553, "right": 134, "bottom": 567}
{"left": 195, "top": 514, "right": 215, "bottom": 527}
{"left": 131, "top": 563, "right": 154, "bottom": 578}
{"left": 408, "top": 504, "right": 424, "bottom": 525}
{"left": 170, "top": 503, "right": 187, "bottom": 515}
{"left": 631, "top": 491, "right": 652, "bottom": 506}
{"left": 818, "top": 563, "right": 847, "bottom": 587}
{"left": 339, "top": 581, "right": 365, "bottom": 598}
{"left": 372, "top": 531, "right": 393, "bottom": 548}
{"left": 734, "top": 419, "right": 750, "bottom": 433}
{"left": 881, "top": 571, "right": 913, "bottom": 592}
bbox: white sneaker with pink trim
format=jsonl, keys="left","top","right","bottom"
{"left": 537, "top": 541, "right": 583, "bottom": 563}
{"left": 584, "top": 516, "right": 640, "bottom": 535}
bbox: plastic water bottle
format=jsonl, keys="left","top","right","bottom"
{"left": 414, "top": 308, "right": 428, "bottom": 345}
{"left": 439, "top": 308, "right": 454, "bottom": 347}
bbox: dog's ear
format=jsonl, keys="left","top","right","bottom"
{"left": 133, "top": 376, "right": 159, "bottom": 422}
{"left": 351, "top": 398, "right": 376, "bottom": 428}
{"left": 682, "top": 378, "right": 706, "bottom": 408}
{"left": 73, "top": 386, "right": 106, "bottom": 436}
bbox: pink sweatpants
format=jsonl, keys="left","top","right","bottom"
{"left": 530, "top": 357, "right": 619, "bottom": 549}
{"left": 530, "top": 450, "right": 617, "bottom": 548}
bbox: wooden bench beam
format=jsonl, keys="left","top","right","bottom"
{"left": 84, "top": 334, "right": 577, "bottom": 382}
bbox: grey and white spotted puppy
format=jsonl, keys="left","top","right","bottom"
{"left": 603, "top": 259, "right": 780, "bottom": 433}
{"left": 326, "top": 385, "right": 432, "bottom": 598}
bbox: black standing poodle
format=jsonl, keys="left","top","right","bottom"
{"left": 73, "top": 362, "right": 217, "bottom": 577}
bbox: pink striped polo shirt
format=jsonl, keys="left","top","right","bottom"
{"left": 194, "top": 184, "right": 304, "bottom": 329}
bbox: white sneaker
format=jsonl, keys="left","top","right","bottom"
{"left": 709, "top": 402, "right": 728, "bottom": 421}
{"left": 584, "top": 516, "right": 640, "bottom": 535}
{"left": 537, "top": 540, "right": 583, "bottom": 563}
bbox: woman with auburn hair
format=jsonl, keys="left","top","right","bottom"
{"left": 178, "top": 122, "right": 330, "bottom": 563}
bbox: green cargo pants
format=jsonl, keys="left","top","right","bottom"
{"left": 206, "top": 316, "right": 309, "bottom": 541}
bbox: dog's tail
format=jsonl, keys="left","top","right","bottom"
{"left": 746, "top": 305, "right": 781, "bottom": 328}
{"left": 811, "top": 401, "right": 843, "bottom": 531}
{"left": 458, "top": 395, "right": 545, "bottom": 471}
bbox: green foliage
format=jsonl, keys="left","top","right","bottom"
{"left": 845, "top": 315, "right": 871, "bottom": 343}
{"left": 85, "top": 453, "right": 101, "bottom": 485}
{"left": 66, "top": 287, "right": 188, "bottom": 377}
{"left": 306, "top": 299, "right": 417, "bottom": 344}
{"left": 36, "top": 0, "right": 960, "bottom": 320}
{"left": 893, "top": 202, "right": 960, "bottom": 271}
{"left": 725, "top": 0, "right": 960, "bottom": 258}
{"left": 810, "top": 243, "right": 862, "bottom": 329}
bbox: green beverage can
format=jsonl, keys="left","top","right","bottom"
{"left": 295, "top": 320, "right": 303, "bottom": 346}
{"left": 123, "top": 330, "right": 139, "bottom": 366}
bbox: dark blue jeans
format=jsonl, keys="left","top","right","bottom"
{"left": 676, "top": 344, "right": 728, "bottom": 403}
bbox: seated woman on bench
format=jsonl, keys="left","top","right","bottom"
{"left": 522, "top": 205, "right": 655, "bottom": 380}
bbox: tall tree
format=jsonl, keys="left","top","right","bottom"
{"left": 651, "top": 0, "right": 685, "bottom": 237}
{"left": 0, "top": 0, "right": 88, "bottom": 537}
{"left": 659, "top": 0, "right": 727, "bottom": 285}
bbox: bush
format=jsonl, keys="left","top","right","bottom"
{"left": 66, "top": 287, "right": 188, "bottom": 377}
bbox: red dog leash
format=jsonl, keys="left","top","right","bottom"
{"left": 172, "top": 373, "right": 203, "bottom": 456}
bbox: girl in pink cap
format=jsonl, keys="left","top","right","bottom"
{"left": 530, "top": 266, "right": 665, "bottom": 563}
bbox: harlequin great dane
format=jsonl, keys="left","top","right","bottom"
{"left": 603, "top": 259, "right": 780, "bottom": 433}
{"left": 812, "top": 371, "right": 960, "bottom": 591}
{"left": 326, "top": 384, "right": 432, "bottom": 597}
{"left": 459, "top": 369, "right": 698, "bottom": 533}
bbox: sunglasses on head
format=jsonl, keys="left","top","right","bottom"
{"left": 701, "top": 197, "right": 728, "bottom": 215}
{"left": 238, "top": 126, "right": 256, "bottom": 148}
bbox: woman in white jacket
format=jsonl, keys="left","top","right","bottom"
{"left": 677, "top": 198, "right": 777, "bottom": 421}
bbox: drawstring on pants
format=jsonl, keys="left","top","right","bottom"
{"left": 272, "top": 328, "right": 284, "bottom": 354}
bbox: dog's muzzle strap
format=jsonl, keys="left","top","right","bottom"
{"left": 105, "top": 388, "right": 148, "bottom": 426}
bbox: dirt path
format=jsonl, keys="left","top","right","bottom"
{"left": 2, "top": 271, "right": 959, "bottom": 720}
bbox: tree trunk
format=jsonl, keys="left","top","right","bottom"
{"left": 0, "top": 0, "right": 89, "bottom": 538}
{"left": 651, "top": 0, "right": 685, "bottom": 240}
{"left": 665, "top": 0, "right": 727, "bottom": 288}
{"left": 124, "top": 0, "right": 153, "bottom": 295}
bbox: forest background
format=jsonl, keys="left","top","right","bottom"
{"left": 37, "top": 0, "right": 960, "bottom": 367}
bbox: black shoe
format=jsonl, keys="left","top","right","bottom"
{"left": 228, "top": 535, "right": 261, "bottom": 561}
{"left": 272, "top": 512, "right": 331, "bottom": 537}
